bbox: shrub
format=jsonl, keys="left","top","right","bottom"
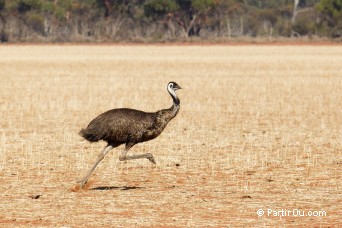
{"left": 26, "top": 11, "right": 45, "bottom": 34}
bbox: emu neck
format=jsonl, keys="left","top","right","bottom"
{"left": 169, "top": 89, "right": 180, "bottom": 118}
{"left": 159, "top": 103, "right": 179, "bottom": 124}
{"left": 170, "top": 102, "right": 180, "bottom": 117}
{"left": 156, "top": 88, "right": 180, "bottom": 124}
{"left": 171, "top": 94, "right": 180, "bottom": 106}
{"left": 157, "top": 96, "right": 180, "bottom": 124}
{"left": 168, "top": 87, "right": 180, "bottom": 106}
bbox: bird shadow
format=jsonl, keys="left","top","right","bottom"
{"left": 91, "top": 186, "right": 144, "bottom": 191}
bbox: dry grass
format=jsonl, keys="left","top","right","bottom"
{"left": 0, "top": 45, "right": 341, "bottom": 227}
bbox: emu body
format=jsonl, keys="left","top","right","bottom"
{"left": 78, "top": 82, "right": 181, "bottom": 188}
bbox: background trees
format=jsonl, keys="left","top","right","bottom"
{"left": 0, "top": 0, "right": 340, "bottom": 42}
{"left": 315, "top": 0, "right": 342, "bottom": 37}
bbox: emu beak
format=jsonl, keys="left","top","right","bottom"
{"left": 174, "top": 85, "right": 182, "bottom": 90}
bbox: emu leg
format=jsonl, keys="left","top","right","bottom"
{"left": 119, "top": 143, "right": 156, "bottom": 164}
{"left": 119, "top": 152, "right": 156, "bottom": 164}
{"left": 78, "top": 144, "right": 114, "bottom": 188}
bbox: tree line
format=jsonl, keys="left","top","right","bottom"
{"left": 0, "top": 0, "right": 341, "bottom": 42}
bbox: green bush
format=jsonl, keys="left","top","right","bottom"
{"left": 144, "top": 0, "right": 178, "bottom": 19}
{"left": 0, "top": 0, "right": 5, "bottom": 11}
{"left": 292, "top": 10, "right": 316, "bottom": 36}
{"left": 315, "top": 0, "right": 342, "bottom": 37}
{"left": 26, "top": 11, "right": 44, "bottom": 34}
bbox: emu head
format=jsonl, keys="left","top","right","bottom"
{"left": 167, "top": 81, "right": 182, "bottom": 92}
{"left": 167, "top": 82, "right": 182, "bottom": 105}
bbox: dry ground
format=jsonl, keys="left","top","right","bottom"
{"left": 0, "top": 45, "right": 341, "bottom": 227}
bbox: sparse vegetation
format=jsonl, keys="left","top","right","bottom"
{"left": 0, "top": 0, "right": 341, "bottom": 42}
{"left": 0, "top": 44, "right": 341, "bottom": 226}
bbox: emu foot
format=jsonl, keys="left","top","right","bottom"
{"left": 77, "top": 178, "right": 88, "bottom": 189}
{"left": 147, "top": 153, "right": 156, "bottom": 164}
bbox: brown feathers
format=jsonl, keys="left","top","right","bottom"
{"left": 79, "top": 82, "right": 181, "bottom": 147}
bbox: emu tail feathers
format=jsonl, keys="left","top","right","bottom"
{"left": 79, "top": 128, "right": 101, "bottom": 142}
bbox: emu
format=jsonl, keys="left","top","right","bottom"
{"left": 78, "top": 82, "right": 182, "bottom": 188}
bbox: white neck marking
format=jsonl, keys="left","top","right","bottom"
{"left": 167, "top": 84, "right": 177, "bottom": 100}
